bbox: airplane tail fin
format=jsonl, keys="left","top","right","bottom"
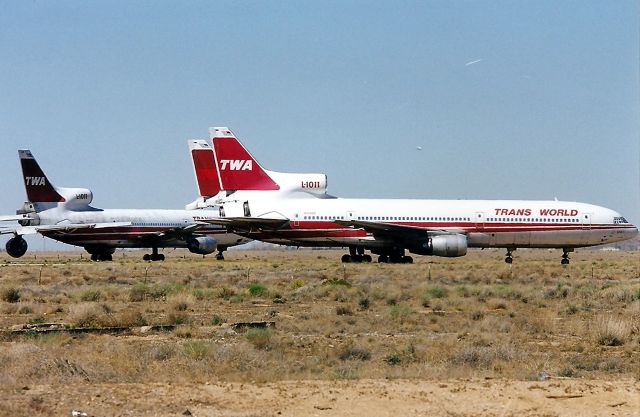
{"left": 188, "top": 140, "right": 222, "bottom": 197}
{"left": 18, "top": 150, "right": 65, "bottom": 203}
{"left": 210, "top": 127, "right": 280, "bottom": 191}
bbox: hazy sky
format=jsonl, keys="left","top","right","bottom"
{"left": 1, "top": 1, "right": 638, "bottom": 249}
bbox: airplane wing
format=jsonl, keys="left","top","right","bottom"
{"left": 0, "top": 222, "right": 132, "bottom": 236}
{"left": 135, "top": 222, "right": 214, "bottom": 239}
{"left": 335, "top": 220, "right": 462, "bottom": 239}
{"left": 200, "top": 217, "right": 290, "bottom": 232}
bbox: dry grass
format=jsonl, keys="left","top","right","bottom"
{"left": 0, "top": 248, "right": 638, "bottom": 385}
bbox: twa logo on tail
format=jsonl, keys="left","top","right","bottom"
{"left": 25, "top": 177, "right": 46, "bottom": 186}
{"left": 219, "top": 159, "right": 253, "bottom": 171}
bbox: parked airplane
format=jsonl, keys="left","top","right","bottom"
{"left": 191, "top": 127, "right": 638, "bottom": 264}
{"left": 0, "top": 150, "right": 250, "bottom": 261}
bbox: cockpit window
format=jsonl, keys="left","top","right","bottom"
{"left": 613, "top": 217, "right": 628, "bottom": 224}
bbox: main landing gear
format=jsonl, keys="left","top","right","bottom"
{"left": 85, "top": 246, "right": 115, "bottom": 262}
{"left": 341, "top": 246, "right": 372, "bottom": 263}
{"left": 143, "top": 247, "right": 165, "bottom": 262}
{"left": 215, "top": 246, "right": 227, "bottom": 260}
{"left": 376, "top": 248, "right": 413, "bottom": 264}
{"left": 561, "top": 248, "right": 573, "bottom": 265}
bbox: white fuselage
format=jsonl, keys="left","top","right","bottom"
{"left": 219, "top": 196, "right": 637, "bottom": 250}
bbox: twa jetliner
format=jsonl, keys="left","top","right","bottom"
{"left": 0, "top": 150, "right": 249, "bottom": 261}
{"left": 192, "top": 127, "right": 637, "bottom": 264}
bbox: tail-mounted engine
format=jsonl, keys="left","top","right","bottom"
{"left": 187, "top": 236, "right": 218, "bottom": 255}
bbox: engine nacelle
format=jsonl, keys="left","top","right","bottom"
{"left": 409, "top": 234, "right": 468, "bottom": 257}
{"left": 430, "top": 234, "right": 468, "bottom": 257}
{"left": 57, "top": 187, "right": 94, "bottom": 208}
{"left": 6, "top": 236, "right": 28, "bottom": 258}
{"left": 187, "top": 236, "right": 218, "bottom": 255}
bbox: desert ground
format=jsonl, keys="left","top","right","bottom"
{"left": 0, "top": 248, "right": 638, "bottom": 416}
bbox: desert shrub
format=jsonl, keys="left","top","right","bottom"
{"left": 215, "top": 287, "right": 236, "bottom": 299}
{"left": 358, "top": 296, "right": 370, "bottom": 310}
{"left": 558, "top": 367, "right": 577, "bottom": 377}
{"left": 184, "top": 340, "right": 211, "bottom": 360}
{"left": 18, "top": 304, "right": 33, "bottom": 314}
{"left": 290, "top": 278, "right": 305, "bottom": 289}
{"left": 191, "top": 288, "right": 206, "bottom": 300}
{"left": 471, "top": 311, "right": 484, "bottom": 321}
{"left": 80, "top": 289, "right": 102, "bottom": 302}
{"left": 336, "top": 306, "right": 353, "bottom": 316}
{"left": 383, "top": 353, "right": 402, "bottom": 365}
{"left": 248, "top": 282, "right": 268, "bottom": 297}
{"left": 450, "top": 345, "right": 515, "bottom": 369}
{"left": 424, "top": 286, "right": 449, "bottom": 299}
{"left": 70, "top": 303, "right": 110, "bottom": 327}
{"left": 1, "top": 287, "right": 21, "bottom": 303}
{"left": 322, "top": 278, "right": 352, "bottom": 288}
{"left": 246, "top": 328, "right": 273, "bottom": 350}
{"left": 166, "top": 311, "right": 189, "bottom": 325}
{"left": 210, "top": 314, "right": 226, "bottom": 326}
{"left": 27, "top": 315, "right": 46, "bottom": 325}
{"left": 147, "top": 344, "right": 175, "bottom": 361}
{"left": 389, "top": 303, "right": 414, "bottom": 322}
{"left": 129, "top": 283, "right": 150, "bottom": 302}
{"left": 339, "top": 346, "right": 371, "bottom": 361}
{"left": 594, "top": 315, "right": 631, "bottom": 346}
{"left": 115, "top": 309, "right": 147, "bottom": 327}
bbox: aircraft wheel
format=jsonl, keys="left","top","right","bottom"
{"left": 403, "top": 256, "right": 413, "bottom": 264}
{"left": 143, "top": 254, "right": 151, "bottom": 261}
{"left": 91, "top": 254, "right": 98, "bottom": 262}
{"left": 216, "top": 252, "right": 225, "bottom": 260}
{"left": 362, "top": 254, "right": 372, "bottom": 263}
{"left": 505, "top": 256, "right": 513, "bottom": 264}
{"left": 352, "top": 255, "right": 363, "bottom": 263}
{"left": 341, "top": 254, "right": 352, "bottom": 263}
{"left": 378, "top": 255, "right": 389, "bottom": 263}
{"left": 103, "top": 253, "right": 113, "bottom": 262}
{"left": 561, "top": 258, "right": 570, "bottom": 265}
{"left": 158, "top": 254, "right": 165, "bottom": 261}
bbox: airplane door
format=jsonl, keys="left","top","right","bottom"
{"left": 474, "top": 212, "right": 485, "bottom": 231}
{"left": 582, "top": 213, "right": 592, "bottom": 230}
{"left": 293, "top": 213, "right": 300, "bottom": 227}
{"left": 346, "top": 211, "right": 357, "bottom": 221}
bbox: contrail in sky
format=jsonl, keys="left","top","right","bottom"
{"left": 465, "top": 59, "right": 483, "bottom": 66}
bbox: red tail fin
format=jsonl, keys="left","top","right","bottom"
{"left": 210, "top": 127, "right": 279, "bottom": 191}
{"left": 18, "top": 150, "right": 65, "bottom": 203}
{"left": 188, "top": 140, "right": 222, "bottom": 197}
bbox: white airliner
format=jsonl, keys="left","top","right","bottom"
{"left": 0, "top": 150, "right": 249, "bottom": 261}
{"left": 190, "top": 127, "right": 638, "bottom": 264}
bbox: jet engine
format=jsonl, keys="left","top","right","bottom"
{"left": 6, "top": 236, "right": 28, "bottom": 258}
{"left": 187, "top": 236, "right": 218, "bottom": 255}
{"left": 430, "top": 234, "right": 468, "bottom": 257}
{"left": 409, "top": 234, "right": 468, "bottom": 257}
{"left": 58, "top": 187, "right": 94, "bottom": 208}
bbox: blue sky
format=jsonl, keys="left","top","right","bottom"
{"left": 0, "top": 1, "right": 638, "bottom": 249}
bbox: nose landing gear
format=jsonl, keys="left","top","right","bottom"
{"left": 504, "top": 248, "right": 514, "bottom": 264}
{"left": 143, "top": 247, "right": 165, "bottom": 261}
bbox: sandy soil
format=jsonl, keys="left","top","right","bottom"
{"left": 1, "top": 378, "right": 638, "bottom": 417}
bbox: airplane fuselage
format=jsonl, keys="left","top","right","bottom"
{"left": 222, "top": 197, "right": 637, "bottom": 250}
{"left": 27, "top": 206, "right": 249, "bottom": 249}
